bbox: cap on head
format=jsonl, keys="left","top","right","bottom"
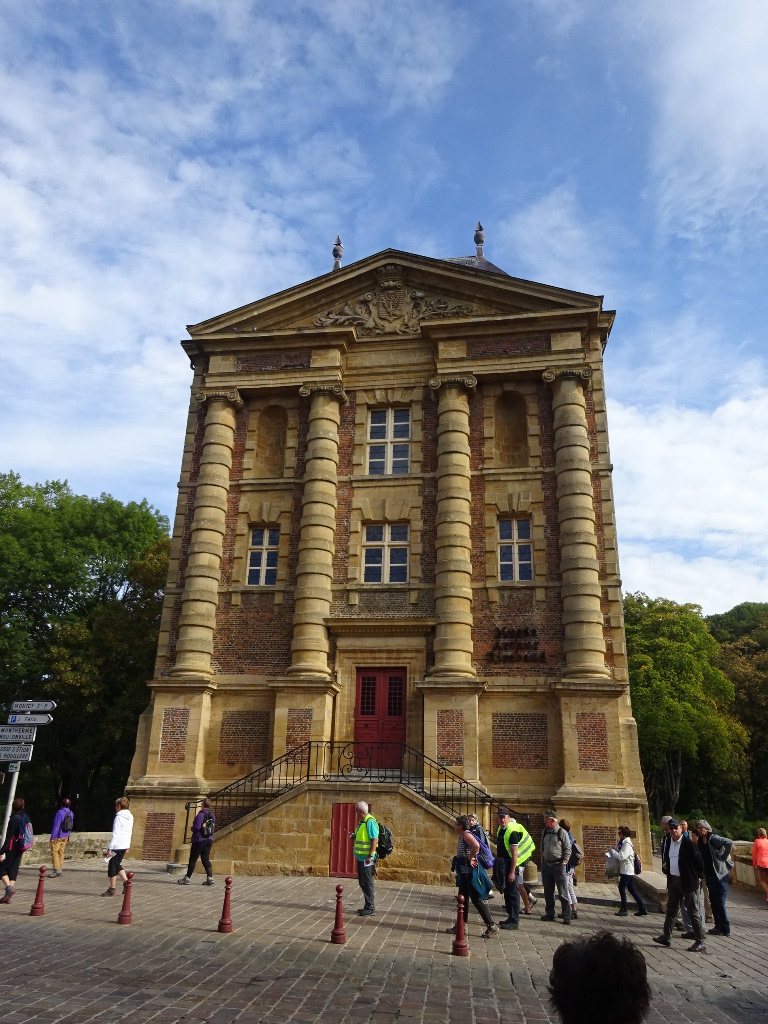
{"left": 544, "top": 809, "right": 558, "bottom": 820}
{"left": 497, "top": 807, "right": 512, "bottom": 818}
{"left": 666, "top": 817, "right": 680, "bottom": 828}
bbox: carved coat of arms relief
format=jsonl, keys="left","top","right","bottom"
{"left": 313, "top": 264, "right": 482, "bottom": 337}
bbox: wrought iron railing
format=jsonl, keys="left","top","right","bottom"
{"left": 184, "top": 742, "right": 527, "bottom": 838}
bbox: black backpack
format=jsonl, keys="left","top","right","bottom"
{"left": 61, "top": 812, "right": 74, "bottom": 833}
{"left": 377, "top": 822, "right": 394, "bottom": 859}
{"left": 199, "top": 812, "right": 215, "bottom": 839}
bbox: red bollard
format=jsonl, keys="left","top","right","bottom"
{"left": 218, "top": 876, "right": 233, "bottom": 933}
{"left": 451, "top": 894, "right": 469, "bottom": 956}
{"left": 117, "top": 871, "right": 134, "bottom": 925}
{"left": 29, "top": 865, "right": 47, "bottom": 917}
{"left": 331, "top": 883, "right": 346, "bottom": 944}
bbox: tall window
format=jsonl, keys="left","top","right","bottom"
{"left": 362, "top": 523, "right": 409, "bottom": 583}
{"left": 367, "top": 408, "right": 410, "bottom": 475}
{"left": 498, "top": 518, "right": 533, "bottom": 581}
{"left": 247, "top": 527, "right": 279, "bottom": 586}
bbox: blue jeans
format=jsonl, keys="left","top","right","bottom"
{"left": 618, "top": 873, "right": 644, "bottom": 911}
{"left": 357, "top": 859, "right": 375, "bottom": 911}
{"left": 705, "top": 873, "right": 730, "bottom": 934}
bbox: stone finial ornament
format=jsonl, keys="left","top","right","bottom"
{"left": 474, "top": 221, "right": 485, "bottom": 258}
{"left": 332, "top": 235, "right": 343, "bottom": 271}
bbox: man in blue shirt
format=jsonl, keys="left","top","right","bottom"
{"left": 352, "top": 800, "right": 379, "bottom": 916}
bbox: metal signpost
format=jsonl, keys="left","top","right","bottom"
{"left": 0, "top": 700, "right": 56, "bottom": 846}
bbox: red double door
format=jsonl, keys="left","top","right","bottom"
{"left": 353, "top": 667, "right": 406, "bottom": 769}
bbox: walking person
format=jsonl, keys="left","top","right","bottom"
{"left": 0, "top": 797, "right": 33, "bottom": 904}
{"left": 606, "top": 826, "right": 647, "bottom": 917}
{"left": 752, "top": 827, "right": 768, "bottom": 903}
{"left": 352, "top": 801, "right": 378, "bottom": 916}
{"left": 559, "top": 818, "right": 580, "bottom": 920}
{"left": 695, "top": 819, "right": 734, "bottom": 937}
{"left": 653, "top": 817, "right": 707, "bottom": 953}
{"left": 49, "top": 797, "right": 74, "bottom": 877}
{"left": 540, "top": 811, "right": 572, "bottom": 924}
{"left": 450, "top": 816, "right": 498, "bottom": 938}
{"left": 101, "top": 796, "right": 133, "bottom": 897}
{"left": 466, "top": 812, "right": 494, "bottom": 898}
{"left": 178, "top": 798, "right": 215, "bottom": 885}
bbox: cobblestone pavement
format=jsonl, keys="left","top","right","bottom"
{"left": 0, "top": 862, "right": 766, "bottom": 1024}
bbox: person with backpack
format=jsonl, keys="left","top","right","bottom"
{"left": 178, "top": 797, "right": 216, "bottom": 885}
{"left": 101, "top": 796, "right": 134, "bottom": 897}
{"left": 0, "top": 797, "right": 33, "bottom": 904}
{"left": 559, "top": 818, "right": 581, "bottom": 920}
{"left": 352, "top": 800, "right": 379, "bottom": 916}
{"left": 49, "top": 796, "right": 74, "bottom": 877}
{"left": 450, "top": 815, "right": 498, "bottom": 938}
{"left": 606, "top": 825, "right": 647, "bottom": 917}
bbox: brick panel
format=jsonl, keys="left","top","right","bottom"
{"left": 492, "top": 712, "right": 549, "bottom": 769}
{"left": 467, "top": 334, "right": 550, "bottom": 358}
{"left": 218, "top": 710, "right": 271, "bottom": 765}
{"left": 159, "top": 707, "right": 190, "bottom": 764}
{"left": 286, "top": 708, "right": 312, "bottom": 750}
{"left": 436, "top": 709, "right": 464, "bottom": 766}
{"left": 582, "top": 824, "right": 616, "bottom": 881}
{"left": 142, "top": 812, "right": 175, "bottom": 861}
{"left": 236, "top": 350, "right": 311, "bottom": 373}
{"left": 576, "top": 712, "right": 610, "bottom": 771}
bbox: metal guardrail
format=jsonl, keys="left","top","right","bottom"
{"left": 184, "top": 742, "right": 525, "bottom": 838}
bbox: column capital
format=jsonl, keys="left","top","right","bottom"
{"left": 196, "top": 387, "right": 244, "bottom": 409}
{"left": 299, "top": 381, "right": 348, "bottom": 405}
{"left": 428, "top": 373, "right": 477, "bottom": 392}
{"left": 542, "top": 367, "right": 592, "bottom": 386}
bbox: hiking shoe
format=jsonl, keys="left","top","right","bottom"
{"left": 482, "top": 925, "right": 499, "bottom": 938}
{"left": 708, "top": 927, "right": 729, "bottom": 936}
{"left": 177, "top": 876, "right": 190, "bottom": 885}
{"left": 0, "top": 888, "right": 15, "bottom": 904}
{"left": 681, "top": 931, "right": 696, "bottom": 939}
{"left": 499, "top": 919, "right": 518, "bottom": 929}
{"left": 100, "top": 888, "right": 115, "bottom": 897}
{"left": 202, "top": 877, "right": 215, "bottom": 886}
{"left": 49, "top": 870, "right": 62, "bottom": 878}
{"left": 571, "top": 909, "right": 578, "bottom": 919}
{"left": 540, "top": 914, "right": 555, "bottom": 921}
{"left": 357, "top": 908, "right": 375, "bottom": 916}
{"left": 652, "top": 935, "right": 671, "bottom": 947}
{"left": 635, "top": 909, "right": 648, "bottom": 916}
{"left": 688, "top": 941, "right": 707, "bottom": 953}
{"left": 615, "top": 909, "right": 628, "bottom": 916}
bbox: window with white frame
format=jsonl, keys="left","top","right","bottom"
{"left": 498, "top": 518, "right": 533, "bottom": 582}
{"left": 362, "top": 523, "right": 409, "bottom": 583}
{"left": 367, "top": 407, "right": 410, "bottom": 475}
{"left": 247, "top": 527, "right": 280, "bottom": 586}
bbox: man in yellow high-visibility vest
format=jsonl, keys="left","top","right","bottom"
{"left": 352, "top": 801, "right": 379, "bottom": 916}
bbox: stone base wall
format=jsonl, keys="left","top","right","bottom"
{"left": 22, "top": 833, "right": 111, "bottom": 864}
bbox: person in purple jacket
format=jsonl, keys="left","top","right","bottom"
{"left": 177, "top": 798, "right": 215, "bottom": 886}
{"left": 50, "top": 797, "right": 74, "bottom": 877}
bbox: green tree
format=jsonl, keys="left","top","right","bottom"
{"left": 709, "top": 604, "right": 768, "bottom": 815}
{"left": 624, "top": 593, "right": 740, "bottom": 818}
{"left": 0, "top": 473, "right": 169, "bottom": 826}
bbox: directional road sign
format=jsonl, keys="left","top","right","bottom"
{"left": 0, "top": 726, "right": 37, "bottom": 743}
{"left": 0, "top": 745, "right": 33, "bottom": 763}
{"left": 10, "top": 700, "right": 57, "bottom": 712}
{"left": 7, "top": 713, "right": 53, "bottom": 725}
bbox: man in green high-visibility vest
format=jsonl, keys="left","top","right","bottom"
{"left": 352, "top": 801, "right": 379, "bottom": 916}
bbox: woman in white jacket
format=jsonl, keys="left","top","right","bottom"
{"left": 101, "top": 796, "right": 134, "bottom": 897}
{"left": 606, "top": 825, "right": 647, "bottom": 917}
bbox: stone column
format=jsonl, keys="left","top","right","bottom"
{"left": 427, "top": 374, "right": 478, "bottom": 681}
{"left": 544, "top": 368, "right": 609, "bottom": 679}
{"left": 287, "top": 382, "right": 347, "bottom": 680}
{"left": 418, "top": 375, "right": 484, "bottom": 784}
{"left": 171, "top": 388, "right": 242, "bottom": 679}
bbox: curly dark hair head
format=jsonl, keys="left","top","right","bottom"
{"left": 549, "top": 931, "right": 650, "bottom": 1024}
{"left": 456, "top": 815, "right": 471, "bottom": 831}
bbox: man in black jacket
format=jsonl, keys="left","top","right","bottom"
{"left": 653, "top": 818, "right": 707, "bottom": 953}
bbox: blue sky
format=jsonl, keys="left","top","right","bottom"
{"left": 1, "top": 0, "right": 766, "bottom": 614}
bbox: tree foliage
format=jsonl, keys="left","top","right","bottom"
{"left": 0, "top": 473, "right": 169, "bottom": 827}
{"left": 624, "top": 593, "right": 739, "bottom": 818}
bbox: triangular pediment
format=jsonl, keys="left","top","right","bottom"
{"left": 187, "top": 249, "right": 610, "bottom": 339}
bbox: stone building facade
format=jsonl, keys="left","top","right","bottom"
{"left": 128, "top": 237, "right": 650, "bottom": 881}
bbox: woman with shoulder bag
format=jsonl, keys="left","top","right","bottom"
{"left": 0, "top": 797, "right": 33, "bottom": 904}
{"left": 606, "top": 825, "right": 647, "bottom": 917}
{"left": 447, "top": 816, "right": 498, "bottom": 939}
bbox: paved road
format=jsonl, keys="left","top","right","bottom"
{"left": 0, "top": 863, "right": 765, "bottom": 1024}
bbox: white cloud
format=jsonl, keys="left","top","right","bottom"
{"left": 496, "top": 184, "right": 628, "bottom": 298}
{"left": 609, "top": 389, "right": 768, "bottom": 611}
